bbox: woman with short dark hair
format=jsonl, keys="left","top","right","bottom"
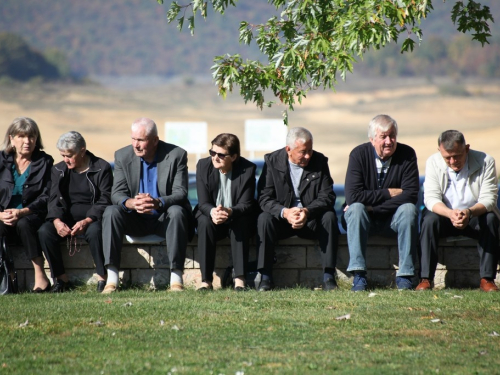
{"left": 0, "top": 117, "right": 53, "bottom": 292}
{"left": 195, "top": 133, "right": 257, "bottom": 291}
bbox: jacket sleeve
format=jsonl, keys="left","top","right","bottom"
{"left": 162, "top": 149, "right": 189, "bottom": 208}
{"left": 26, "top": 155, "right": 54, "bottom": 217}
{"left": 423, "top": 155, "right": 444, "bottom": 212}
{"left": 86, "top": 162, "right": 113, "bottom": 221}
{"left": 345, "top": 148, "right": 390, "bottom": 207}
{"left": 45, "top": 165, "right": 65, "bottom": 221}
{"left": 477, "top": 155, "right": 498, "bottom": 212}
{"left": 258, "top": 156, "right": 286, "bottom": 219}
{"left": 196, "top": 159, "right": 215, "bottom": 218}
{"left": 303, "top": 160, "right": 335, "bottom": 219}
{"left": 111, "top": 150, "right": 132, "bottom": 207}
{"left": 372, "top": 151, "right": 419, "bottom": 216}
{"left": 230, "top": 163, "right": 256, "bottom": 219}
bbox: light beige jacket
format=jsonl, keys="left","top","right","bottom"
{"left": 424, "top": 149, "right": 500, "bottom": 219}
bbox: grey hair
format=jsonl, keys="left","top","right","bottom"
{"left": 286, "top": 127, "right": 313, "bottom": 149}
{"left": 368, "top": 114, "right": 398, "bottom": 139}
{"left": 132, "top": 117, "right": 158, "bottom": 138}
{"left": 57, "top": 131, "right": 86, "bottom": 152}
{"left": 438, "top": 130, "right": 465, "bottom": 150}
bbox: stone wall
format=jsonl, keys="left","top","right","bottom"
{"left": 9, "top": 235, "right": 500, "bottom": 291}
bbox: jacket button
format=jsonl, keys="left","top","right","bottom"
{"left": 23, "top": 200, "right": 26, "bottom": 203}
{"left": 60, "top": 197, "right": 64, "bottom": 200}
{"left": 24, "top": 185, "right": 29, "bottom": 188}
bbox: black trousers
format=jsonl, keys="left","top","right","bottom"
{"left": 197, "top": 214, "right": 254, "bottom": 282}
{"left": 257, "top": 210, "right": 339, "bottom": 276}
{"left": 38, "top": 220, "right": 105, "bottom": 278}
{"left": 0, "top": 215, "right": 44, "bottom": 260}
{"left": 419, "top": 209, "right": 500, "bottom": 279}
{"left": 102, "top": 204, "right": 189, "bottom": 271}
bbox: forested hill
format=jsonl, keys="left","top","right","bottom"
{"left": 1, "top": 0, "right": 499, "bottom": 78}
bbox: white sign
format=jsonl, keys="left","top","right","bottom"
{"left": 164, "top": 122, "right": 207, "bottom": 155}
{"left": 245, "top": 119, "right": 287, "bottom": 154}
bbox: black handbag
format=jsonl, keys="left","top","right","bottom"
{"left": 0, "top": 237, "right": 19, "bottom": 295}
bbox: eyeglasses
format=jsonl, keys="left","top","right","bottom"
{"left": 209, "top": 149, "right": 230, "bottom": 159}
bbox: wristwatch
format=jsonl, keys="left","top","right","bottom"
{"left": 467, "top": 208, "right": 473, "bottom": 220}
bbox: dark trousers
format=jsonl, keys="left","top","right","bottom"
{"left": 257, "top": 210, "right": 339, "bottom": 276}
{"left": 0, "top": 215, "right": 44, "bottom": 260}
{"left": 419, "top": 209, "right": 500, "bottom": 279}
{"left": 197, "top": 214, "right": 254, "bottom": 282}
{"left": 102, "top": 204, "right": 189, "bottom": 271}
{"left": 38, "top": 220, "right": 105, "bottom": 279}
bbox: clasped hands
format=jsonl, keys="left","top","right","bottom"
{"left": 211, "top": 204, "right": 232, "bottom": 225}
{"left": 449, "top": 208, "right": 470, "bottom": 230}
{"left": 53, "top": 218, "right": 92, "bottom": 237}
{"left": 127, "top": 193, "right": 161, "bottom": 214}
{"left": 283, "top": 207, "right": 308, "bottom": 229}
{"left": 0, "top": 208, "right": 23, "bottom": 226}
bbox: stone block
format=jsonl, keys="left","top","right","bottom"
{"left": 11, "top": 246, "right": 32, "bottom": 269}
{"left": 274, "top": 246, "right": 306, "bottom": 269}
{"left": 183, "top": 269, "right": 202, "bottom": 288}
{"left": 130, "top": 269, "right": 156, "bottom": 288}
{"left": 14, "top": 270, "right": 26, "bottom": 291}
{"left": 62, "top": 245, "right": 96, "bottom": 269}
{"left": 275, "top": 236, "right": 314, "bottom": 246}
{"left": 152, "top": 269, "right": 170, "bottom": 288}
{"left": 306, "top": 245, "right": 323, "bottom": 268}
{"left": 185, "top": 247, "right": 195, "bottom": 269}
{"left": 67, "top": 269, "right": 96, "bottom": 285}
{"left": 273, "top": 269, "right": 299, "bottom": 288}
{"left": 366, "top": 270, "right": 398, "bottom": 288}
{"left": 214, "top": 246, "right": 233, "bottom": 268}
{"left": 150, "top": 245, "right": 170, "bottom": 268}
{"left": 450, "top": 270, "right": 481, "bottom": 288}
{"left": 336, "top": 245, "right": 350, "bottom": 269}
{"left": 365, "top": 246, "right": 391, "bottom": 269}
{"left": 433, "top": 269, "right": 447, "bottom": 290}
{"left": 443, "top": 246, "right": 479, "bottom": 270}
{"left": 299, "top": 269, "right": 323, "bottom": 288}
{"left": 121, "top": 245, "right": 150, "bottom": 268}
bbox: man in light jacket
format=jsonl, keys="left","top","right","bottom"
{"left": 418, "top": 130, "right": 499, "bottom": 292}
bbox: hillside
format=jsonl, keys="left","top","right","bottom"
{"left": 0, "top": 0, "right": 499, "bottom": 78}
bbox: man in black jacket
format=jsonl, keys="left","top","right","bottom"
{"left": 343, "top": 114, "right": 419, "bottom": 291}
{"left": 256, "top": 127, "right": 338, "bottom": 291}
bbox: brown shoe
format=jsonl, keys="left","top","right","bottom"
{"left": 102, "top": 283, "right": 117, "bottom": 294}
{"left": 169, "top": 282, "right": 184, "bottom": 292}
{"left": 480, "top": 278, "right": 499, "bottom": 292}
{"left": 416, "top": 279, "right": 431, "bottom": 291}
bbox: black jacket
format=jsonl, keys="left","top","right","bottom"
{"left": 46, "top": 151, "right": 113, "bottom": 222}
{"left": 344, "top": 142, "right": 419, "bottom": 217}
{"left": 195, "top": 156, "right": 257, "bottom": 220}
{"left": 0, "top": 149, "right": 53, "bottom": 221}
{"left": 258, "top": 148, "right": 335, "bottom": 220}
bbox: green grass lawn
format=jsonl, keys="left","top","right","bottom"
{"left": 1, "top": 287, "right": 499, "bottom": 374}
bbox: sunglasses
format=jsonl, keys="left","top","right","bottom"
{"left": 209, "top": 149, "right": 230, "bottom": 159}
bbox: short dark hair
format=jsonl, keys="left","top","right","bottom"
{"left": 211, "top": 133, "right": 240, "bottom": 157}
{"left": 438, "top": 130, "right": 465, "bottom": 151}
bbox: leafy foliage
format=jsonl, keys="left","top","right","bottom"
{"left": 161, "top": 0, "right": 495, "bottom": 123}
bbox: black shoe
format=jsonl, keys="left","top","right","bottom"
{"left": 32, "top": 283, "right": 51, "bottom": 293}
{"left": 322, "top": 278, "right": 338, "bottom": 291}
{"left": 51, "top": 279, "right": 70, "bottom": 293}
{"left": 258, "top": 279, "right": 273, "bottom": 292}
{"left": 96, "top": 280, "right": 106, "bottom": 293}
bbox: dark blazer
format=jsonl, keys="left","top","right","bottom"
{"left": 195, "top": 156, "right": 257, "bottom": 220}
{"left": 258, "top": 148, "right": 335, "bottom": 220}
{"left": 46, "top": 151, "right": 113, "bottom": 222}
{"left": 0, "top": 149, "right": 53, "bottom": 221}
{"left": 112, "top": 141, "right": 190, "bottom": 210}
{"left": 344, "top": 142, "right": 419, "bottom": 217}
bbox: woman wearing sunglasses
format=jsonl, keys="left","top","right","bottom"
{"left": 194, "top": 133, "right": 257, "bottom": 291}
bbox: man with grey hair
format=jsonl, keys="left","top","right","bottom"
{"left": 343, "top": 114, "right": 419, "bottom": 291}
{"left": 101, "top": 118, "right": 193, "bottom": 293}
{"left": 418, "top": 130, "right": 499, "bottom": 292}
{"left": 256, "top": 127, "right": 339, "bottom": 291}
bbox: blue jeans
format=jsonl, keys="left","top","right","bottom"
{"left": 344, "top": 202, "right": 418, "bottom": 276}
